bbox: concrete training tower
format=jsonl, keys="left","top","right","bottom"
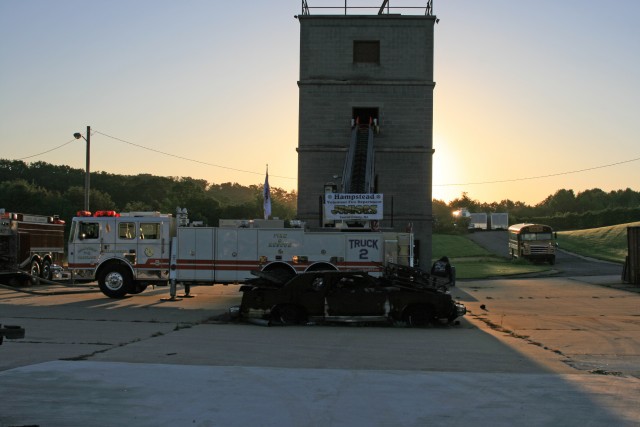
{"left": 296, "top": 1, "right": 437, "bottom": 267}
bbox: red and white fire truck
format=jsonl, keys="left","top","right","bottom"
{"left": 67, "top": 208, "right": 414, "bottom": 298}
{"left": 0, "top": 210, "right": 65, "bottom": 283}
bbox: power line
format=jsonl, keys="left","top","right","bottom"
{"left": 93, "top": 130, "right": 297, "bottom": 180}
{"left": 434, "top": 156, "right": 640, "bottom": 187}
{"left": 12, "top": 130, "right": 639, "bottom": 186}
{"left": 17, "top": 139, "right": 77, "bottom": 160}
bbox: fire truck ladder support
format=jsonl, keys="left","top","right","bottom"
{"left": 342, "top": 124, "right": 375, "bottom": 194}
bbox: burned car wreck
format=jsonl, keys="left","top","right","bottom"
{"left": 235, "top": 264, "right": 466, "bottom": 327}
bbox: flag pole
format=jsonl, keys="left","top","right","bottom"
{"left": 263, "top": 164, "right": 271, "bottom": 220}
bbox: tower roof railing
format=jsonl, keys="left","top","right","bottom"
{"left": 301, "top": 1, "right": 433, "bottom": 16}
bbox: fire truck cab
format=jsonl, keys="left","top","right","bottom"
{"left": 68, "top": 210, "right": 174, "bottom": 297}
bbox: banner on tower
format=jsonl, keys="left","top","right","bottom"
{"left": 324, "top": 193, "right": 383, "bottom": 221}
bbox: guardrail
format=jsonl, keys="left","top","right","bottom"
{"left": 301, "top": 0, "right": 433, "bottom": 16}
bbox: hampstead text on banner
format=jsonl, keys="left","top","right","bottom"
{"left": 324, "top": 193, "right": 383, "bottom": 220}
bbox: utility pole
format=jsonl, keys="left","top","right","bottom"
{"left": 74, "top": 126, "right": 91, "bottom": 211}
{"left": 84, "top": 126, "right": 90, "bottom": 211}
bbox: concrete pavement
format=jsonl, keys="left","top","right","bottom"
{"left": 2, "top": 361, "right": 639, "bottom": 427}
{"left": 1, "top": 277, "right": 640, "bottom": 426}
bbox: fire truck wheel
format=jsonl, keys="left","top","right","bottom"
{"left": 41, "top": 260, "right": 52, "bottom": 281}
{"left": 98, "top": 265, "right": 132, "bottom": 298}
{"left": 29, "top": 260, "right": 41, "bottom": 285}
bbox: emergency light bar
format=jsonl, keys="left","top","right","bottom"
{"left": 94, "top": 210, "right": 119, "bottom": 217}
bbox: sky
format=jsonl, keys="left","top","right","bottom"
{"left": 1, "top": 0, "right": 639, "bottom": 206}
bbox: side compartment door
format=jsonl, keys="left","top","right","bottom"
{"left": 175, "top": 228, "right": 213, "bottom": 281}
{"left": 215, "top": 228, "right": 258, "bottom": 282}
{"left": 235, "top": 228, "right": 258, "bottom": 281}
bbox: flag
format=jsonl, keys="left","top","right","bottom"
{"left": 263, "top": 166, "right": 271, "bottom": 220}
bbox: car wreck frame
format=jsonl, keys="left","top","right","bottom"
{"left": 236, "top": 268, "right": 466, "bottom": 327}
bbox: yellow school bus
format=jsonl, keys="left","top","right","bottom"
{"left": 508, "top": 223, "right": 556, "bottom": 264}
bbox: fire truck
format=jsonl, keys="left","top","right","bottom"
{"left": 67, "top": 208, "right": 414, "bottom": 298}
{"left": 0, "top": 210, "right": 65, "bottom": 284}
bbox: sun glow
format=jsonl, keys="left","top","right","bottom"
{"left": 432, "top": 133, "right": 459, "bottom": 202}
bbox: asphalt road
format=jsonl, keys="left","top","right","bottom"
{"left": 1, "top": 272, "right": 640, "bottom": 426}
{"left": 467, "top": 230, "right": 624, "bottom": 276}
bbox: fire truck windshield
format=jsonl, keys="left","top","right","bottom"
{"left": 78, "top": 222, "right": 99, "bottom": 240}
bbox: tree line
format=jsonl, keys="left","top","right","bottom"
{"left": 2, "top": 159, "right": 639, "bottom": 231}
{"left": 434, "top": 189, "right": 640, "bottom": 232}
{"left": 0, "top": 159, "right": 296, "bottom": 226}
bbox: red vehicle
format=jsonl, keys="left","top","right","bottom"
{"left": 0, "top": 210, "right": 65, "bottom": 283}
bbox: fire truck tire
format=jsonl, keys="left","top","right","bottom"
{"left": 98, "top": 265, "right": 132, "bottom": 298}
{"left": 305, "top": 263, "right": 337, "bottom": 272}
{"left": 262, "top": 265, "right": 297, "bottom": 283}
{"left": 29, "top": 260, "right": 41, "bottom": 285}
{"left": 41, "top": 259, "right": 52, "bottom": 281}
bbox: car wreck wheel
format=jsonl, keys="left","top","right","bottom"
{"left": 275, "top": 305, "right": 302, "bottom": 325}
{"left": 405, "top": 306, "right": 433, "bottom": 327}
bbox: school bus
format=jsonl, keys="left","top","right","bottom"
{"left": 508, "top": 223, "right": 557, "bottom": 264}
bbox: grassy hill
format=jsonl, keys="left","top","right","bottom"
{"left": 432, "top": 221, "right": 637, "bottom": 279}
{"left": 431, "top": 234, "right": 549, "bottom": 280}
{"left": 557, "top": 221, "right": 640, "bottom": 263}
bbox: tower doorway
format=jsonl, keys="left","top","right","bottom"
{"left": 352, "top": 107, "right": 378, "bottom": 126}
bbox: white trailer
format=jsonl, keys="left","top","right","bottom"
{"left": 490, "top": 213, "right": 509, "bottom": 230}
{"left": 468, "top": 213, "right": 488, "bottom": 230}
{"left": 67, "top": 209, "right": 413, "bottom": 298}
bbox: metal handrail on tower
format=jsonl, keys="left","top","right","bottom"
{"left": 301, "top": 1, "right": 433, "bottom": 16}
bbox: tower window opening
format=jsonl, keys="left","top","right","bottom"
{"left": 353, "top": 40, "right": 380, "bottom": 64}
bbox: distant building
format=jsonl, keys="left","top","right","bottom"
{"left": 296, "top": 2, "right": 437, "bottom": 267}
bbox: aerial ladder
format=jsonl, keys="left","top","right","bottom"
{"left": 324, "top": 116, "right": 378, "bottom": 229}
{"left": 342, "top": 117, "right": 376, "bottom": 195}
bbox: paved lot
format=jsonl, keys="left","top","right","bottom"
{"left": 459, "top": 275, "right": 640, "bottom": 378}
{"left": 1, "top": 276, "right": 639, "bottom": 426}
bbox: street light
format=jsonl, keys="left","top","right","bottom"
{"left": 73, "top": 126, "right": 91, "bottom": 211}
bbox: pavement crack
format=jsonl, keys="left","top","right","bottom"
{"left": 59, "top": 321, "right": 201, "bottom": 361}
{"left": 471, "top": 313, "right": 568, "bottom": 358}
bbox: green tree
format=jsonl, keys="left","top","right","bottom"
{"left": 432, "top": 199, "right": 456, "bottom": 233}
{"left": 62, "top": 186, "right": 115, "bottom": 214}
{"left": 537, "top": 189, "right": 576, "bottom": 215}
{"left": 0, "top": 179, "right": 56, "bottom": 214}
{"left": 575, "top": 188, "right": 608, "bottom": 213}
{"left": 449, "top": 192, "right": 480, "bottom": 213}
